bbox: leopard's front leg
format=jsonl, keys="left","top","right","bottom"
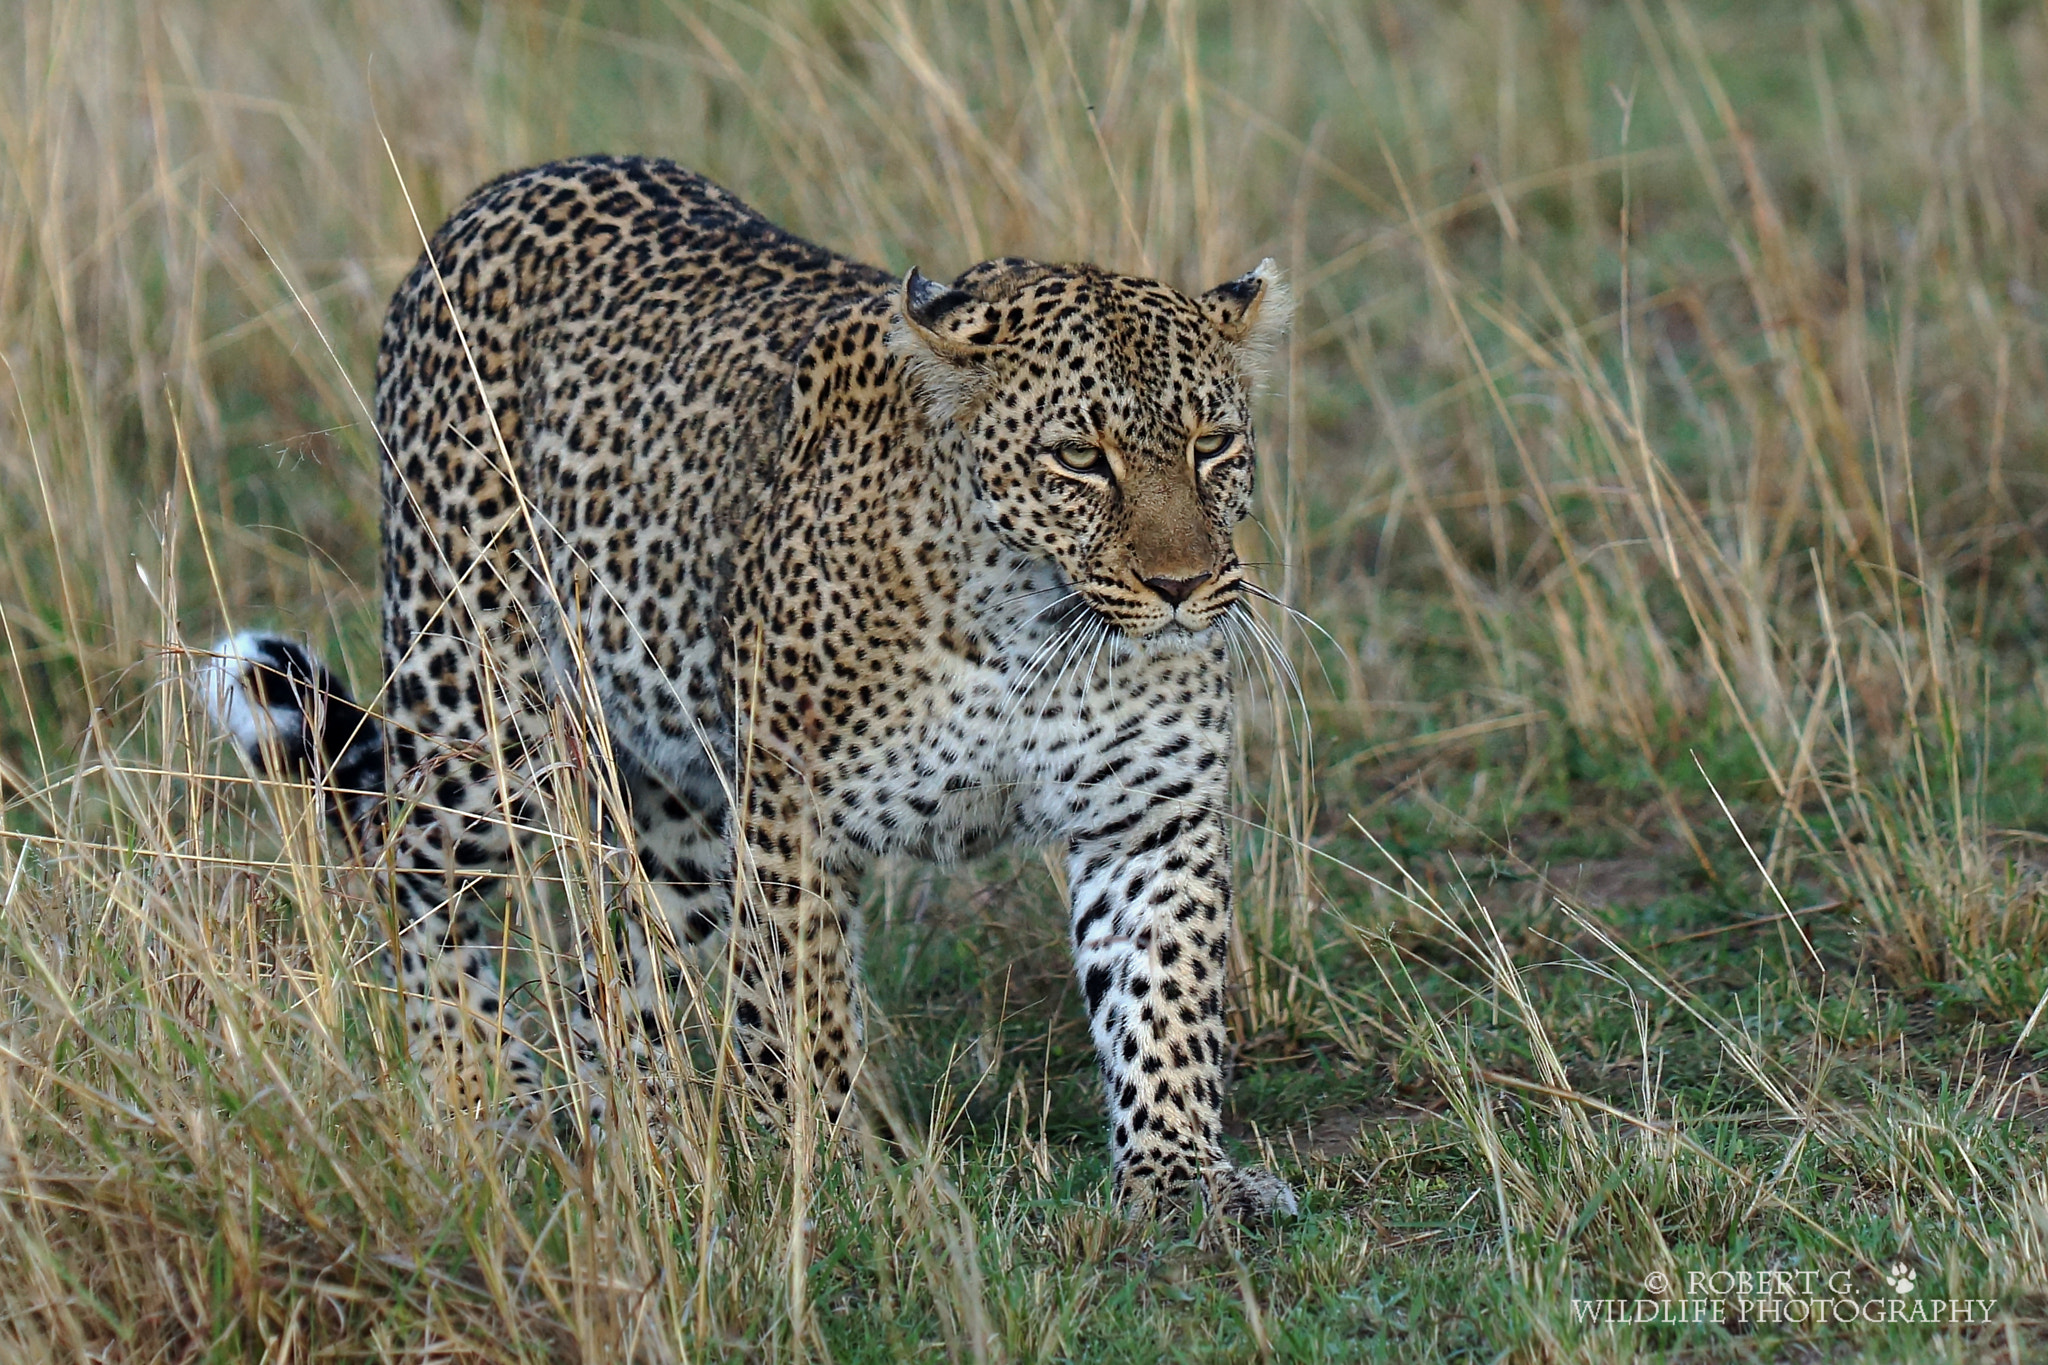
{"left": 1067, "top": 793, "right": 1297, "bottom": 1220}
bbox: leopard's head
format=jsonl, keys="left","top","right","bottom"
{"left": 892, "top": 257, "right": 1290, "bottom": 638}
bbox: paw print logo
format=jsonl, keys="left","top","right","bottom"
{"left": 1884, "top": 1263, "right": 1916, "bottom": 1296}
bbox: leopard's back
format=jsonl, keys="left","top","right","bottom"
{"left": 373, "top": 156, "right": 892, "bottom": 776}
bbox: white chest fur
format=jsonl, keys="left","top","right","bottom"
{"left": 819, "top": 576, "right": 1232, "bottom": 866}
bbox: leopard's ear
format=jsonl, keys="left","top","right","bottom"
{"left": 1200, "top": 258, "right": 1293, "bottom": 374}
{"left": 896, "top": 267, "right": 1004, "bottom": 363}
{"left": 891, "top": 267, "right": 1005, "bottom": 421}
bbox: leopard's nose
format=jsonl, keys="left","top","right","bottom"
{"left": 1142, "top": 570, "right": 1213, "bottom": 605}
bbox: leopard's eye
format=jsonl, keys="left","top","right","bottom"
{"left": 1051, "top": 442, "right": 1106, "bottom": 473}
{"left": 1192, "top": 431, "right": 1236, "bottom": 459}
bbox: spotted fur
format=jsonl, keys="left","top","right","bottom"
{"left": 209, "top": 155, "right": 1297, "bottom": 1218}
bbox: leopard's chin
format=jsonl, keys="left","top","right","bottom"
{"left": 1117, "top": 608, "right": 1238, "bottom": 649}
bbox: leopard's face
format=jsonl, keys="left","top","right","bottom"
{"left": 894, "top": 260, "right": 1290, "bottom": 639}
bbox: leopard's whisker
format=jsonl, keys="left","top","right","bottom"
{"left": 1240, "top": 582, "right": 1338, "bottom": 649}
{"left": 994, "top": 588, "right": 1085, "bottom": 652}
{"left": 1250, "top": 613, "right": 1312, "bottom": 742}
{"left": 1005, "top": 611, "right": 1086, "bottom": 703}
{"left": 1224, "top": 610, "right": 1300, "bottom": 745}
{"left": 1040, "top": 618, "right": 1105, "bottom": 731}
{"left": 1002, "top": 615, "right": 1094, "bottom": 730}
{"left": 1232, "top": 590, "right": 1305, "bottom": 701}
{"left": 1222, "top": 616, "right": 1278, "bottom": 722}
{"left": 989, "top": 581, "right": 1081, "bottom": 611}
{"left": 1239, "top": 583, "right": 1344, "bottom": 696}
{"left": 1242, "top": 605, "right": 1305, "bottom": 705}
{"left": 1023, "top": 617, "right": 1102, "bottom": 737}
{"left": 1078, "top": 622, "right": 1112, "bottom": 700}
{"left": 1006, "top": 626, "right": 1069, "bottom": 735}
{"left": 1218, "top": 619, "right": 1255, "bottom": 708}
{"left": 1006, "top": 611, "right": 1081, "bottom": 690}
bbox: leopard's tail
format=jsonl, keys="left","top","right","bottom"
{"left": 200, "top": 633, "right": 384, "bottom": 811}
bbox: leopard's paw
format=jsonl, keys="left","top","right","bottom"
{"left": 1205, "top": 1164, "right": 1300, "bottom": 1220}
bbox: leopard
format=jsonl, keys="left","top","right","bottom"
{"left": 204, "top": 154, "right": 1298, "bottom": 1219}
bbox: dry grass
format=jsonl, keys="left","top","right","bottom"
{"left": 3, "top": 0, "right": 2047, "bottom": 1358}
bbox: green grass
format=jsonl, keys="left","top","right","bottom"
{"left": 3, "top": 0, "right": 2047, "bottom": 1359}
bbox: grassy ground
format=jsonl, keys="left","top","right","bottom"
{"left": 3, "top": 0, "right": 2047, "bottom": 1359}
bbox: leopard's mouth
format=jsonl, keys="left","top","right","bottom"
{"left": 1073, "top": 584, "right": 1245, "bottom": 640}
